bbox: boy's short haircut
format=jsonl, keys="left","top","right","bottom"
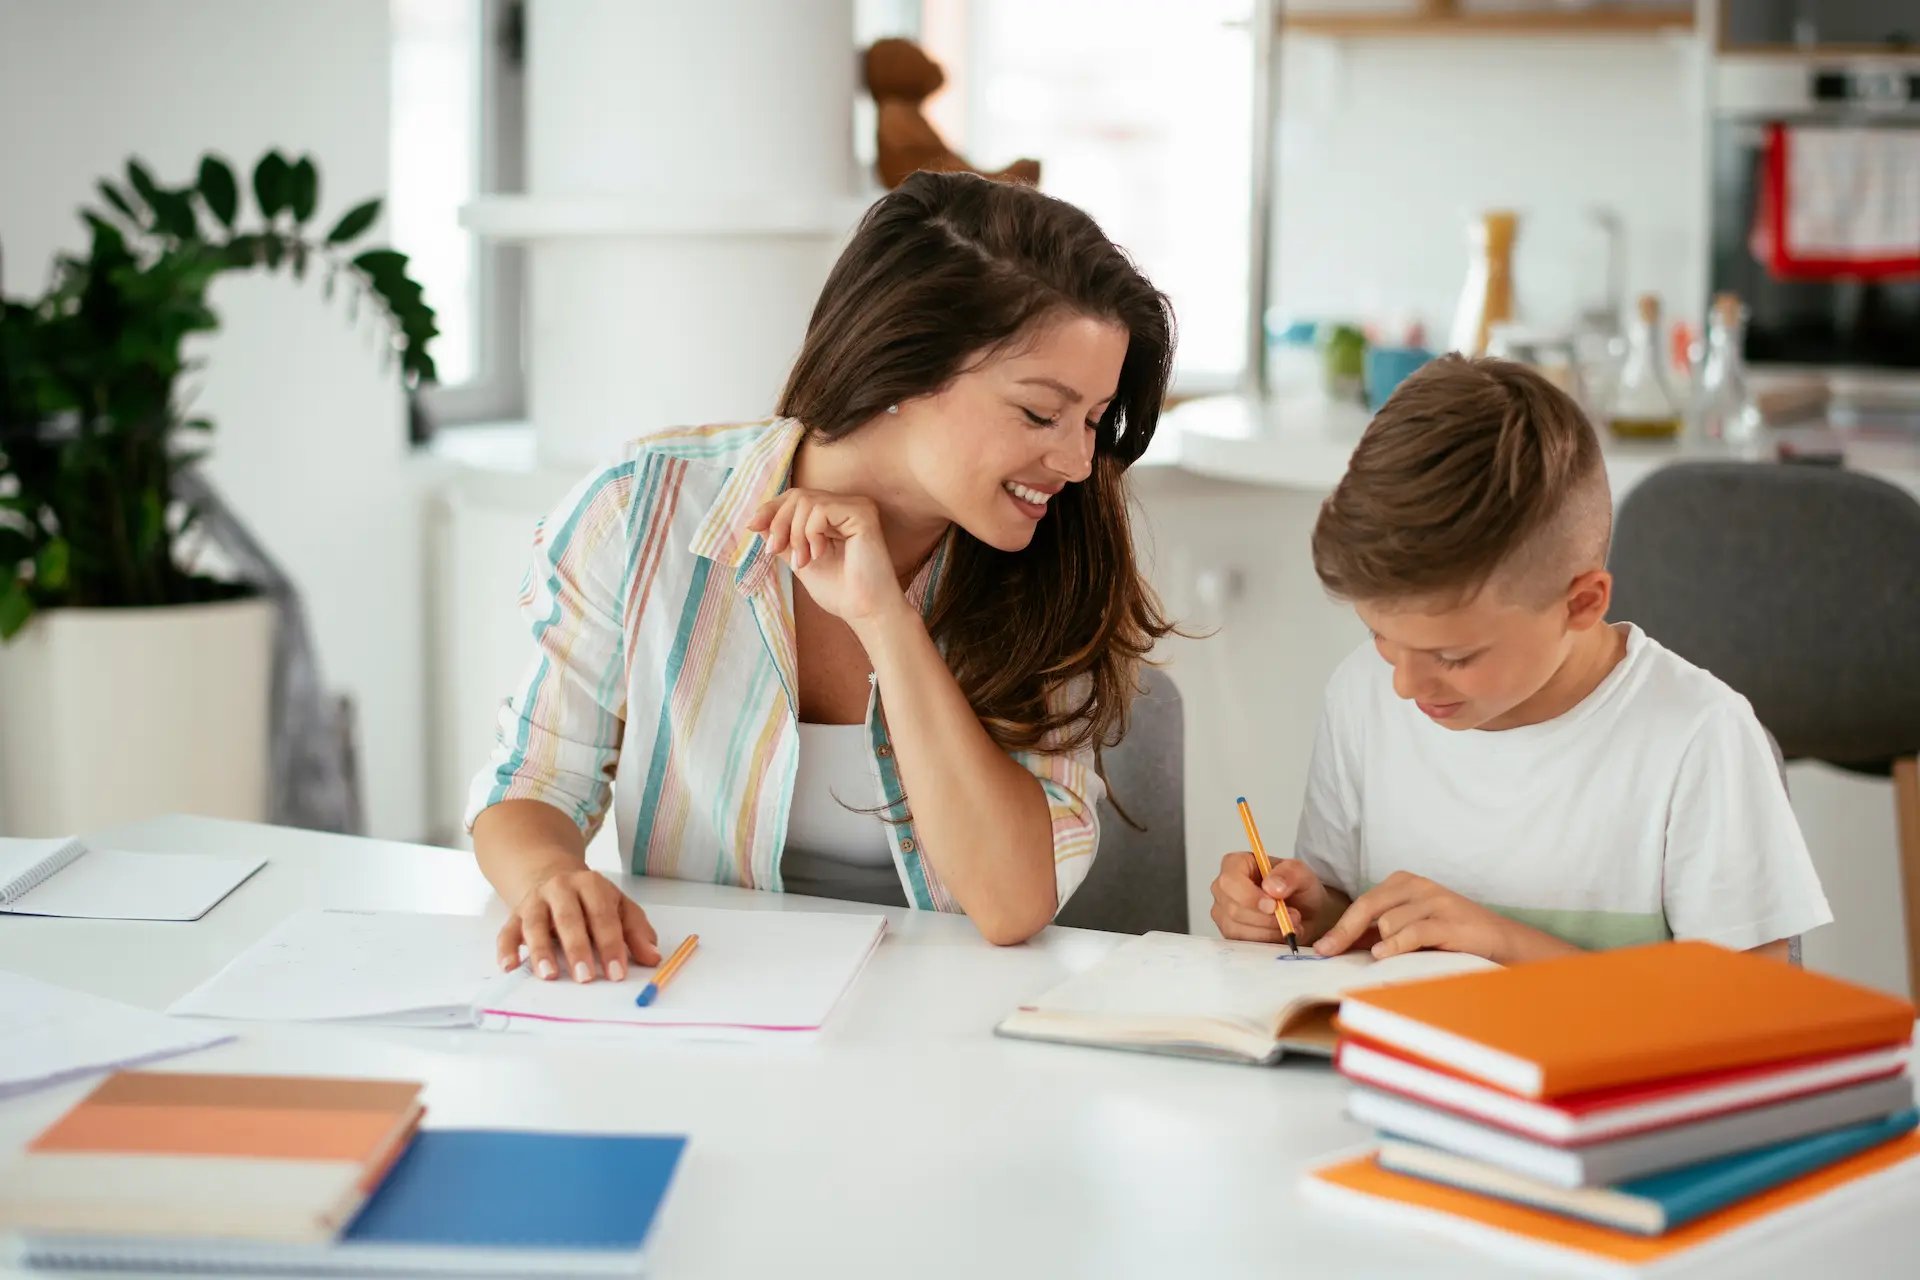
{"left": 1311, "top": 354, "right": 1612, "bottom": 608}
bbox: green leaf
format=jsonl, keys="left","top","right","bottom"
{"left": 83, "top": 213, "right": 127, "bottom": 255}
{"left": 0, "top": 577, "right": 31, "bottom": 641}
{"left": 252, "top": 150, "right": 292, "bottom": 219}
{"left": 197, "top": 154, "right": 239, "bottom": 227}
{"left": 126, "top": 158, "right": 162, "bottom": 210}
{"left": 288, "top": 156, "right": 318, "bottom": 223}
{"left": 97, "top": 180, "right": 139, "bottom": 223}
{"left": 262, "top": 236, "right": 285, "bottom": 269}
{"left": 351, "top": 248, "right": 409, "bottom": 280}
{"left": 325, "top": 198, "right": 381, "bottom": 245}
{"left": 35, "top": 539, "right": 69, "bottom": 592}
{"left": 151, "top": 191, "right": 199, "bottom": 240}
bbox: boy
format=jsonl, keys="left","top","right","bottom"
{"left": 1212, "top": 355, "right": 1829, "bottom": 965}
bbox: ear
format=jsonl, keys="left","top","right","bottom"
{"left": 1564, "top": 568, "right": 1611, "bottom": 631}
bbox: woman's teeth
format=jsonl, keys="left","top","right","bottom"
{"left": 1004, "top": 481, "right": 1050, "bottom": 505}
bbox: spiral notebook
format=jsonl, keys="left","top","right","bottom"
{"left": 0, "top": 836, "right": 264, "bottom": 921}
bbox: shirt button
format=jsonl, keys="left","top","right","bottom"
{"left": 876, "top": 743, "right": 893, "bottom": 759}
{"left": 900, "top": 837, "right": 916, "bottom": 853}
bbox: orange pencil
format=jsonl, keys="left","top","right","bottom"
{"left": 1236, "top": 796, "right": 1299, "bottom": 954}
{"left": 634, "top": 934, "right": 699, "bottom": 1007}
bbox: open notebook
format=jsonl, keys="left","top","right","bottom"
{"left": 170, "top": 905, "right": 887, "bottom": 1038}
{"left": 996, "top": 932, "right": 1496, "bottom": 1065}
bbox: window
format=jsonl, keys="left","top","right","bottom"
{"left": 390, "top": 0, "right": 526, "bottom": 427}
{"left": 922, "top": 0, "right": 1255, "bottom": 389}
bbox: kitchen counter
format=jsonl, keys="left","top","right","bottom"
{"left": 1154, "top": 392, "right": 1920, "bottom": 502}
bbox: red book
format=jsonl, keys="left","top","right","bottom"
{"left": 1337, "top": 1037, "right": 1912, "bottom": 1146}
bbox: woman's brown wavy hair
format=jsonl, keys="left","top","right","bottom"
{"left": 777, "top": 170, "right": 1177, "bottom": 757}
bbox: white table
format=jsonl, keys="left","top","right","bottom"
{"left": 2, "top": 817, "right": 1914, "bottom": 1279}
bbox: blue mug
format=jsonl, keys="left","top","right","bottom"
{"left": 1364, "top": 346, "right": 1434, "bottom": 409}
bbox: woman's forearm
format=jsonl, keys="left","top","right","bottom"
{"left": 473, "top": 799, "right": 591, "bottom": 907}
{"left": 852, "top": 603, "right": 1058, "bottom": 945}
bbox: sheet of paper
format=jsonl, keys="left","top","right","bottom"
{"left": 3, "top": 849, "right": 265, "bottom": 921}
{"left": 0, "top": 970, "right": 231, "bottom": 1099}
{"left": 480, "top": 904, "right": 888, "bottom": 1035}
{"left": 1025, "top": 932, "right": 1496, "bottom": 1025}
{"left": 170, "top": 908, "right": 500, "bottom": 1025}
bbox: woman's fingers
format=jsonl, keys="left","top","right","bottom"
{"left": 621, "top": 897, "right": 662, "bottom": 967}
{"left": 789, "top": 495, "right": 813, "bottom": 569}
{"left": 544, "top": 887, "right": 598, "bottom": 983}
{"left": 520, "top": 907, "right": 559, "bottom": 980}
{"left": 581, "top": 883, "right": 630, "bottom": 982}
{"left": 495, "top": 917, "right": 525, "bottom": 973}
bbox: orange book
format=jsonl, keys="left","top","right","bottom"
{"left": 0, "top": 1072, "right": 423, "bottom": 1243}
{"left": 1304, "top": 1136, "right": 1920, "bottom": 1273}
{"left": 1337, "top": 940, "right": 1914, "bottom": 1099}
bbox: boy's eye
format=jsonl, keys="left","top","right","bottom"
{"left": 1437, "top": 654, "right": 1474, "bottom": 670}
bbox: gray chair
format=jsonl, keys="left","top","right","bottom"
{"left": 1055, "top": 667, "right": 1188, "bottom": 935}
{"left": 1609, "top": 462, "right": 1920, "bottom": 992}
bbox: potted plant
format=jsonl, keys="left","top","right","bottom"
{"left": 0, "top": 151, "right": 435, "bottom": 834}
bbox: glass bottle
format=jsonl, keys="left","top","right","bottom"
{"left": 1449, "top": 210, "right": 1518, "bottom": 357}
{"left": 1607, "top": 294, "right": 1683, "bottom": 440}
{"left": 1693, "top": 292, "right": 1761, "bottom": 444}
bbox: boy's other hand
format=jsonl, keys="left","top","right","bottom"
{"left": 1210, "top": 853, "right": 1318, "bottom": 943}
{"left": 1315, "top": 870, "right": 1525, "bottom": 963}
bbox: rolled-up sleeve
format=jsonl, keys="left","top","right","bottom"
{"left": 1008, "top": 738, "right": 1105, "bottom": 916}
{"left": 464, "top": 462, "right": 634, "bottom": 839}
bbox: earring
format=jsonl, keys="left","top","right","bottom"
{"left": 886, "top": 404, "right": 899, "bottom": 415}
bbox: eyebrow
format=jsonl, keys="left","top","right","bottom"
{"left": 1016, "top": 377, "right": 1118, "bottom": 405}
{"left": 1370, "top": 630, "right": 1485, "bottom": 657}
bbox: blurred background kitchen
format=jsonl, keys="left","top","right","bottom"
{"left": 2, "top": 1, "right": 1916, "bottom": 994}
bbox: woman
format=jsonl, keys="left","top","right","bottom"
{"left": 469, "top": 171, "right": 1176, "bottom": 982}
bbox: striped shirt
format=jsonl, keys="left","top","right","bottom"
{"left": 465, "top": 418, "right": 1105, "bottom": 914}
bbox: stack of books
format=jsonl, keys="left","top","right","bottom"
{"left": 0, "top": 1070, "right": 686, "bottom": 1275}
{"left": 1306, "top": 942, "right": 1920, "bottom": 1272}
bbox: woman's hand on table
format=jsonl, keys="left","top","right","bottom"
{"left": 496, "top": 866, "right": 661, "bottom": 983}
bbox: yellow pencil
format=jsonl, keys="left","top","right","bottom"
{"left": 1236, "top": 797, "right": 1299, "bottom": 954}
{"left": 634, "top": 934, "right": 699, "bottom": 1007}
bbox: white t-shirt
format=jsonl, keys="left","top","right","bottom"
{"left": 1294, "top": 624, "right": 1832, "bottom": 952}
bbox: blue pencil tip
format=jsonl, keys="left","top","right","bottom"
{"left": 1236, "top": 795, "right": 1247, "bottom": 805}
{"left": 634, "top": 985, "right": 658, "bottom": 1008}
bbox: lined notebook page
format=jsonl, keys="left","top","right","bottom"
{"left": 0, "top": 971, "right": 230, "bottom": 1099}
{"left": 1024, "top": 933, "right": 1495, "bottom": 1029}
{"left": 170, "top": 909, "right": 499, "bottom": 1025}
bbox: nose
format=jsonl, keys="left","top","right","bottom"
{"left": 1047, "top": 423, "right": 1097, "bottom": 484}
{"left": 1390, "top": 658, "right": 1441, "bottom": 704}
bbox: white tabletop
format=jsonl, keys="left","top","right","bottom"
{"left": 1154, "top": 392, "right": 1920, "bottom": 503}
{"left": 2, "top": 816, "right": 1914, "bottom": 1279}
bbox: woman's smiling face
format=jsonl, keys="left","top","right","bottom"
{"left": 892, "top": 312, "right": 1129, "bottom": 553}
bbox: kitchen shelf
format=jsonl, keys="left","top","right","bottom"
{"left": 1282, "top": 6, "right": 1696, "bottom": 38}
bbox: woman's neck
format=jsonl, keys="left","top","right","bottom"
{"left": 790, "top": 433, "right": 950, "bottom": 581}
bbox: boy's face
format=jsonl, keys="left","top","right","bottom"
{"left": 1354, "top": 572, "right": 1610, "bottom": 732}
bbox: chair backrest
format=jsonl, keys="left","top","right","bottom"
{"left": 1053, "top": 666, "right": 1188, "bottom": 935}
{"left": 1608, "top": 462, "right": 1920, "bottom": 769}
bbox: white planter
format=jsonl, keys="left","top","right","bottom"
{"left": 0, "top": 597, "right": 276, "bottom": 834}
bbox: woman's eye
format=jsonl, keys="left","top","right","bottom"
{"left": 1022, "top": 408, "right": 1057, "bottom": 427}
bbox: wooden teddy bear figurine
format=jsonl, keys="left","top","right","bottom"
{"left": 863, "top": 38, "right": 1041, "bottom": 190}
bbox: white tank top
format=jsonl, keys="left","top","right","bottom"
{"left": 783, "top": 722, "right": 894, "bottom": 867}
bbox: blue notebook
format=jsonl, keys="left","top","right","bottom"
{"left": 14, "top": 1129, "right": 688, "bottom": 1275}
{"left": 1378, "top": 1108, "right": 1919, "bottom": 1236}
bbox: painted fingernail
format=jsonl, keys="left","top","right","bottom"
{"left": 500, "top": 954, "right": 516, "bottom": 972}
{"left": 538, "top": 960, "right": 556, "bottom": 980}
{"left": 574, "top": 962, "right": 591, "bottom": 983}
{"left": 608, "top": 959, "right": 626, "bottom": 982}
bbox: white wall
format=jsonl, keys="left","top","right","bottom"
{"left": 1272, "top": 32, "right": 1706, "bottom": 336}
{"left": 0, "top": 0, "right": 428, "bottom": 840}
